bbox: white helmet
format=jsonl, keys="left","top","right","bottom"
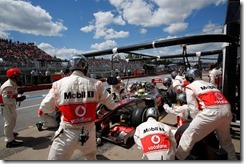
{"left": 145, "top": 107, "right": 159, "bottom": 120}
{"left": 185, "top": 68, "right": 201, "bottom": 83}
{"left": 69, "top": 55, "right": 88, "bottom": 72}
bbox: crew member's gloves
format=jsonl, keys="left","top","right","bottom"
{"left": 16, "top": 95, "right": 26, "bottom": 102}
{"left": 163, "top": 97, "right": 172, "bottom": 107}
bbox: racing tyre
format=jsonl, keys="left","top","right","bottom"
{"left": 175, "top": 123, "right": 227, "bottom": 160}
{"left": 131, "top": 107, "right": 147, "bottom": 127}
{"left": 174, "top": 123, "right": 189, "bottom": 145}
{"left": 175, "top": 123, "right": 203, "bottom": 159}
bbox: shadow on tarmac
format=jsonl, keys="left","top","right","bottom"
{"left": 15, "top": 135, "right": 52, "bottom": 150}
{"left": 97, "top": 155, "right": 110, "bottom": 160}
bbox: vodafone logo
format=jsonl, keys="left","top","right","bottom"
{"left": 75, "top": 105, "right": 86, "bottom": 117}
{"left": 215, "top": 92, "right": 224, "bottom": 100}
{"left": 151, "top": 135, "right": 160, "bottom": 144}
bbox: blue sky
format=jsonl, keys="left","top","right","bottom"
{"left": 0, "top": 0, "right": 238, "bottom": 60}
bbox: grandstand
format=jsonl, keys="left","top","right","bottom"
{"left": 0, "top": 38, "right": 146, "bottom": 84}
{"left": 0, "top": 38, "right": 64, "bottom": 84}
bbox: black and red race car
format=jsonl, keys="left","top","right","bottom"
{"left": 95, "top": 77, "right": 164, "bottom": 147}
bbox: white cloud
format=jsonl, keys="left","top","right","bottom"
{"left": 109, "top": 0, "right": 227, "bottom": 34}
{"left": 38, "top": 43, "right": 54, "bottom": 50}
{"left": 80, "top": 25, "right": 95, "bottom": 33}
{"left": 202, "top": 22, "right": 223, "bottom": 34}
{"left": 100, "top": 29, "right": 129, "bottom": 40}
{"left": 152, "top": 46, "right": 182, "bottom": 56}
{"left": 38, "top": 43, "right": 84, "bottom": 60}
{"left": 0, "top": 30, "right": 9, "bottom": 39}
{"left": 140, "top": 28, "right": 147, "bottom": 34}
{"left": 0, "top": 0, "right": 67, "bottom": 37}
{"left": 163, "top": 23, "right": 188, "bottom": 34}
{"left": 80, "top": 11, "right": 129, "bottom": 39}
{"left": 91, "top": 40, "right": 118, "bottom": 50}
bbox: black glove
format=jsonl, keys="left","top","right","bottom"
{"left": 163, "top": 97, "right": 172, "bottom": 107}
{"left": 18, "top": 89, "right": 25, "bottom": 95}
{"left": 16, "top": 95, "right": 26, "bottom": 102}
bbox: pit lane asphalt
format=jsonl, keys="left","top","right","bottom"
{"left": 0, "top": 73, "right": 241, "bottom": 160}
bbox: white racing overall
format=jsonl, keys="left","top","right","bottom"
{"left": 209, "top": 68, "right": 222, "bottom": 88}
{"left": 39, "top": 71, "right": 116, "bottom": 160}
{"left": 134, "top": 117, "right": 177, "bottom": 160}
{"left": 163, "top": 104, "right": 191, "bottom": 128}
{"left": 172, "top": 75, "right": 188, "bottom": 94}
{"left": 176, "top": 80, "right": 237, "bottom": 160}
{"left": 38, "top": 109, "right": 59, "bottom": 128}
{"left": 111, "top": 79, "right": 126, "bottom": 101}
{"left": 0, "top": 79, "right": 18, "bottom": 143}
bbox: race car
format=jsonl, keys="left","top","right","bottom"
{"left": 95, "top": 77, "right": 164, "bottom": 147}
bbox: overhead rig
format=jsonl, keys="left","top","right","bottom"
{"left": 82, "top": 34, "right": 239, "bottom": 58}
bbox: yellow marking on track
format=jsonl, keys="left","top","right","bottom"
{"left": 159, "top": 116, "right": 164, "bottom": 123}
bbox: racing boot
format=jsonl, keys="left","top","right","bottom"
{"left": 14, "top": 132, "right": 19, "bottom": 137}
{"left": 6, "top": 140, "right": 23, "bottom": 148}
{"left": 36, "top": 122, "right": 43, "bottom": 131}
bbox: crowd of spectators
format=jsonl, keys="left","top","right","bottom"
{"left": 0, "top": 38, "right": 52, "bottom": 68}
{"left": 1, "top": 38, "right": 143, "bottom": 71}
{"left": 0, "top": 38, "right": 147, "bottom": 83}
{"left": 88, "top": 58, "right": 110, "bottom": 67}
{"left": 87, "top": 57, "right": 145, "bottom": 77}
